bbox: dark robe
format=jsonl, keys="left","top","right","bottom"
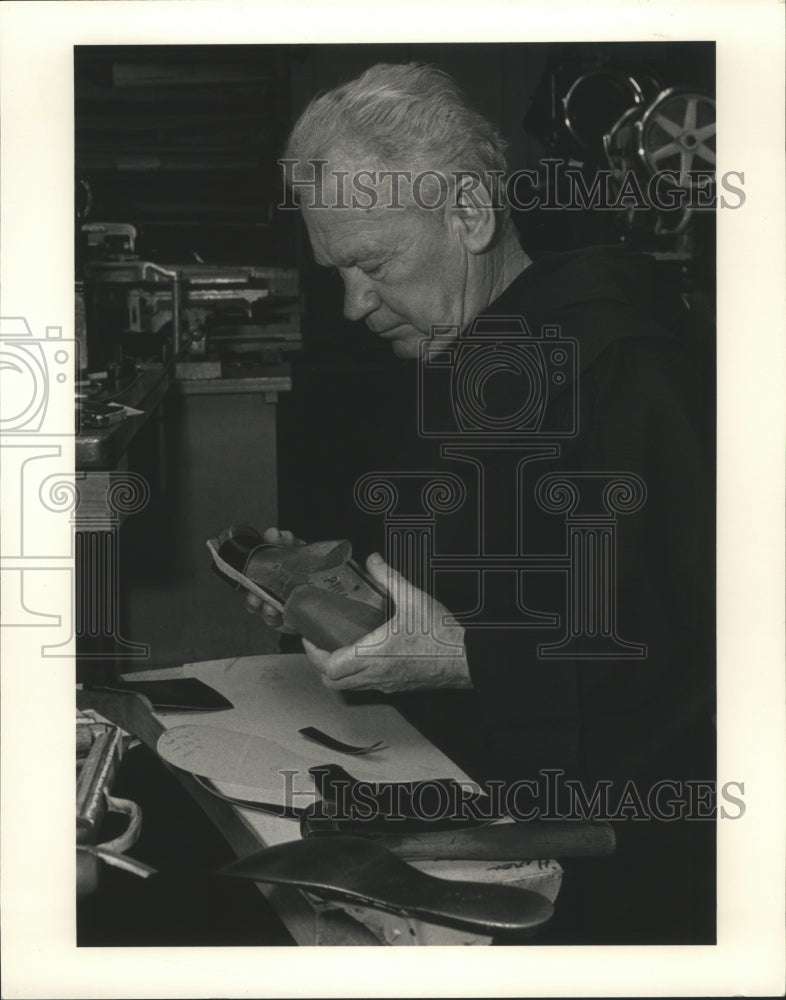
{"left": 337, "top": 246, "right": 716, "bottom": 943}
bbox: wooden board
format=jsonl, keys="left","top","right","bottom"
{"left": 121, "top": 654, "right": 563, "bottom": 945}
{"left": 135, "top": 655, "right": 481, "bottom": 810}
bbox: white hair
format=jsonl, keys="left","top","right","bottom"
{"left": 283, "top": 62, "right": 510, "bottom": 211}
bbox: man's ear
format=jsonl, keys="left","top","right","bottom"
{"left": 447, "top": 174, "right": 497, "bottom": 253}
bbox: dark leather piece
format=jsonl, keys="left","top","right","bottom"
{"left": 298, "top": 726, "right": 387, "bottom": 755}
{"left": 88, "top": 678, "right": 233, "bottom": 712}
{"left": 305, "top": 763, "right": 499, "bottom": 833}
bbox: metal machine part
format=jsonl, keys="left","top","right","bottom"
{"left": 82, "top": 257, "right": 301, "bottom": 372}
{"left": 76, "top": 715, "right": 153, "bottom": 897}
{"left": 603, "top": 104, "right": 646, "bottom": 178}
{"left": 637, "top": 87, "right": 716, "bottom": 185}
{"left": 602, "top": 87, "right": 716, "bottom": 238}
{"left": 563, "top": 69, "right": 650, "bottom": 150}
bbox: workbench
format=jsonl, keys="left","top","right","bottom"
{"left": 79, "top": 653, "right": 563, "bottom": 946}
{"left": 74, "top": 364, "right": 292, "bottom": 669}
{"left": 76, "top": 367, "right": 171, "bottom": 471}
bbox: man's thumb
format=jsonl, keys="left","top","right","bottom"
{"left": 365, "top": 552, "right": 401, "bottom": 598}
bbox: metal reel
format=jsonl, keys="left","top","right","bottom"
{"left": 563, "top": 70, "right": 647, "bottom": 149}
{"left": 637, "top": 88, "right": 716, "bottom": 186}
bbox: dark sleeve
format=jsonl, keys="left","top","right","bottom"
{"left": 465, "top": 333, "right": 715, "bottom": 789}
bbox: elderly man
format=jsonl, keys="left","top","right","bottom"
{"left": 266, "top": 64, "right": 539, "bottom": 690}
{"left": 252, "top": 63, "right": 715, "bottom": 944}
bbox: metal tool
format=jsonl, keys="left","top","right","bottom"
{"left": 221, "top": 836, "right": 555, "bottom": 937}
{"left": 76, "top": 718, "right": 153, "bottom": 897}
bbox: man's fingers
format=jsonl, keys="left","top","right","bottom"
{"left": 245, "top": 593, "right": 264, "bottom": 613}
{"left": 302, "top": 637, "right": 370, "bottom": 682}
{"left": 302, "top": 637, "right": 361, "bottom": 679}
{"left": 301, "top": 637, "right": 331, "bottom": 670}
{"left": 365, "top": 551, "right": 431, "bottom": 623}
{"left": 245, "top": 591, "right": 294, "bottom": 632}
{"left": 364, "top": 552, "right": 406, "bottom": 604}
{"left": 245, "top": 591, "right": 280, "bottom": 620}
{"left": 319, "top": 671, "right": 365, "bottom": 691}
{"left": 262, "top": 526, "right": 303, "bottom": 546}
{"left": 261, "top": 605, "right": 283, "bottom": 627}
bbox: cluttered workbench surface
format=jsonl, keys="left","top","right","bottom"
{"left": 79, "top": 654, "right": 565, "bottom": 946}
{"left": 75, "top": 366, "right": 171, "bottom": 469}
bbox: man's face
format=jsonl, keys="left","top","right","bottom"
{"left": 302, "top": 191, "right": 470, "bottom": 359}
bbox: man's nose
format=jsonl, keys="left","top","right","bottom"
{"left": 341, "top": 269, "right": 381, "bottom": 322}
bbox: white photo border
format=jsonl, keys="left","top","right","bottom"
{"left": 1, "top": 1, "right": 784, "bottom": 997}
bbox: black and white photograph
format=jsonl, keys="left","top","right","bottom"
{"left": 1, "top": 2, "right": 784, "bottom": 997}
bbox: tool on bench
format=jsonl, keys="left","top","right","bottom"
{"left": 303, "top": 816, "right": 617, "bottom": 861}
{"left": 221, "top": 836, "right": 555, "bottom": 937}
{"left": 302, "top": 763, "right": 617, "bottom": 859}
{"left": 75, "top": 688, "right": 607, "bottom": 937}
{"left": 206, "top": 525, "right": 389, "bottom": 651}
{"left": 196, "top": 760, "right": 616, "bottom": 860}
{"left": 76, "top": 716, "right": 155, "bottom": 897}
{"left": 218, "top": 763, "right": 614, "bottom": 938}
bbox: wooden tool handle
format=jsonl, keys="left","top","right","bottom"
{"left": 359, "top": 820, "right": 616, "bottom": 861}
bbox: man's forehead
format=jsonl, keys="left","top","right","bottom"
{"left": 294, "top": 156, "right": 444, "bottom": 209}
{"left": 302, "top": 202, "right": 409, "bottom": 266}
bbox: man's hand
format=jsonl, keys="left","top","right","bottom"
{"left": 244, "top": 527, "right": 302, "bottom": 632}
{"left": 302, "top": 552, "right": 472, "bottom": 693}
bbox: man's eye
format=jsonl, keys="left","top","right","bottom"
{"left": 362, "top": 263, "right": 384, "bottom": 277}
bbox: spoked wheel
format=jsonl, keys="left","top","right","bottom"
{"left": 637, "top": 88, "right": 716, "bottom": 186}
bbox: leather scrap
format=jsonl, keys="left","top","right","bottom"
{"left": 298, "top": 726, "right": 387, "bottom": 755}
{"left": 88, "top": 677, "right": 233, "bottom": 712}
